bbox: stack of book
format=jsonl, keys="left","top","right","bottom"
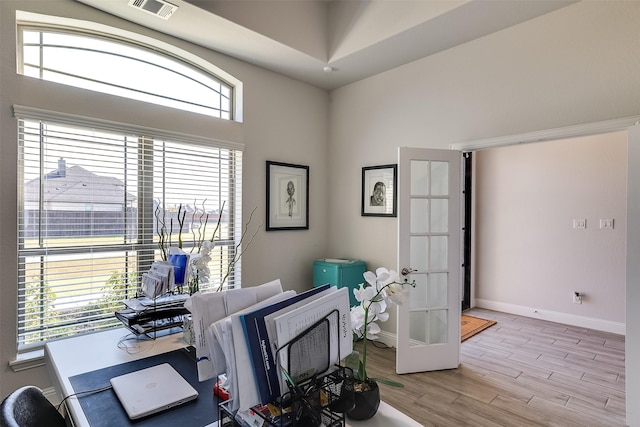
{"left": 239, "top": 285, "right": 351, "bottom": 407}
{"left": 191, "top": 281, "right": 352, "bottom": 416}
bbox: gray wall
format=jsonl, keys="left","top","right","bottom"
{"left": 627, "top": 125, "right": 640, "bottom": 426}
{"left": 327, "top": 1, "right": 639, "bottom": 424}
{"left": 474, "top": 133, "right": 627, "bottom": 328}
{"left": 0, "top": 0, "right": 329, "bottom": 396}
{"left": 327, "top": 0, "right": 639, "bottom": 327}
{"left": 3, "top": 0, "right": 640, "bottom": 424}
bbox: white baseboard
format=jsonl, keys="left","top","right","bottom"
{"left": 474, "top": 299, "right": 626, "bottom": 335}
{"left": 376, "top": 330, "right": 397, "bottom": 348}
{"left": 43, "top": 386, "right": 60, "bottom": 406}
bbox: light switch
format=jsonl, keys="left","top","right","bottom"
{"left": 600, "top": 219, "right": 614, "bottom": 230}
{"left": 573, "top": 218, "right": 587, "bottom": 229}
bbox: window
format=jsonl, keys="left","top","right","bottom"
{"left": 15, "top": 107, "right": 243, "bottom": 350}
{"left": 18, "top": 26, "right": 233, "bottom": 119}
{"left": 13, "top": 20, "right": 244, "bottom": 351}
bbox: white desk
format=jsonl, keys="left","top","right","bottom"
{"left": 45, "top": 328, "right": 422, "bottom": 427}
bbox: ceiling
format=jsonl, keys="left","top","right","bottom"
{"left": 75, "top": 0, "right": 576, "bottom": 90}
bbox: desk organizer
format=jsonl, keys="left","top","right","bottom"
{"left": 115, "top": 294, "right": 189, "bottom": 337}
{"left": 218, "top": 366, "right": 353, "bottom": 427}
{"left": 218, "top": 308, "right": 354, "bottom": 426}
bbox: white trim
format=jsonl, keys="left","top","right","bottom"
{"left": 377, "top": 330, "right": 397, "bottom": 348}
{"left": 475, "top": 298, "right": 625, "bottom": 335}
{"left": 376, "top": 330, "right": 447, "bottom": 349}
{"left": 43, "top": 387, "right": 61, "bottom": 406}
{"left": 451, "top": 115, "right": 640, "bottom": 152}
{"left": 9, "top": 349, "right": 45, "bottom": 372}
{"left": 15, "top": 10, "right": 244, "bottom": 123}
{"left": 13, "top": 105, "right": 244, "bottom": 151}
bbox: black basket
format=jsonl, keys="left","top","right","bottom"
{"left": 218, "top": 366, "right": 353, "bottom": 427}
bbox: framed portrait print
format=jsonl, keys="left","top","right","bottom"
{"left": 361, "top": 164, "right": 397, "bottom": 217}
{"left": 266, "top": 161, "right": 309, "bottom": 231}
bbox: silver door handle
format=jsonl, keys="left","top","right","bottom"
{"left": 401, "top": 267, "right": 416, "bottom": 276}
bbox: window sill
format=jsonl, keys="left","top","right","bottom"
{"left": 9, "top": 349, "right": 45, "bottom": 372}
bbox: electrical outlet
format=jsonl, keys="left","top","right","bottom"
{"left": 573, "top": 292, "right": 582, "bottom": 304}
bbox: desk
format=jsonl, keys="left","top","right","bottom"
{"left": 45, "top": 328, "right": 423, "bottom": 427}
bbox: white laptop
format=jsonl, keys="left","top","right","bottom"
{"left": 110, "top": 363, "right": 199, "bottom": 420}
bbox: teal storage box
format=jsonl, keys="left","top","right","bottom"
{"left": 313, "top": 259, "right": 366, "bottom": 306}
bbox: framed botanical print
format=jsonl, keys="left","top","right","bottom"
{"left": 362, "top": 164, "right": 397, "bottom": 217}
{"left": 266, "top": 161, "right": 309, "bottom": 230}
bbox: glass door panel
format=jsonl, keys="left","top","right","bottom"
{"left": 397, "top": 147, "right": 461, "bottom": 374}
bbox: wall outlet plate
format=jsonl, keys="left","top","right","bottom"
{"left": 600, "top": 219, "right": 614, "bottom": 229}
{"left": 573, "top": 219, "right": 587, "bottom": 229}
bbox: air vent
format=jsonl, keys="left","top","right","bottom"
{"left": 128, "top": 0, "right": 178, "bottom": 20}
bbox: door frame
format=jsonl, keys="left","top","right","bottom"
{"left": 462, "top": 152, "right": 472, "bottom": 311}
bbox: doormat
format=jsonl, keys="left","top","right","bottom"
{"left": 461, "top": 315, "right": 497, "bottom": 342}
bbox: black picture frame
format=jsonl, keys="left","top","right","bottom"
{"left": 266, "top": 161, "right": 309, "bottom": 231}
{"left": 361, "top": 164, "right": 397, "bottom": 217}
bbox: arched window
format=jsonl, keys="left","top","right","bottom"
{"left": 14, "top": 23, "right": 245, "bottom": 349}
{"left": 19, "top": 26, "right": 233, "bottom": 119}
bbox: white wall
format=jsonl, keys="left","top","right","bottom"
{"left": 474, "top": 133, "right": 627, "bottom": 330}
{"left": 0, "top": 0, "right": 329, "bottom": 396}
{"left": 327, "top": 0, "right": 639, "bottom": 336}
{"left": 327, "top": 1, "right": 639, "bottom": 424}
{"left": 3, "top": 0, "right": 640, "bottom": 422}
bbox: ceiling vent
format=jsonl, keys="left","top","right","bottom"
{"left": 128, "top": 0, "right": 178, "bottom": 20}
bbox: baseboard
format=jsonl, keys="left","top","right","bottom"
{"left": 376, "top": 330, "right": 397, "bottom": 348}
{"left": 43, "top": 386, "right": 60, "bottom": 406}
{"left": 474, "top": 299, "right": 626, "bottom": 335}
{"left": 375, "top": 330, "right": 439, "bottom": 352}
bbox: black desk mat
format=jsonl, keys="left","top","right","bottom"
{"left": 68, "top": 347, "right": 218, "bottom": 427}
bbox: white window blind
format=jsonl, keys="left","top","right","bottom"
{"left": 15, "top": 107, "right": 243, "bottom": 351}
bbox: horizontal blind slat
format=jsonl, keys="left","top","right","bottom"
{"left": 16, "top": 115, "right": 242, "bottom": 350}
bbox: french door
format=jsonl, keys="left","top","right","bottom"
{"left": 396, "top": 147, "right": 462, "bottom": 374}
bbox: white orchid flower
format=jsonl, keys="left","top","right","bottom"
{"left": 365, "top": 321, "right": 381, "bottom": 340}
{"left": 361, "top": 285, "right": 379, "bottom": 303}
{"left": 190, "top": 240, "right": 214, "bottom": 283}
{"left": 363, "top": 268, "right": 390, "bottom": 292}
{"left": 349, "top": 266, "right": 415, "bottom": 385}
{"left": 350, "top": 305, "right": 367, "bottom": 338}
{"left": 366, "top": 297, "right": 387, "bottom": 320}
{"left": 351, "top": 304, "right": 384, "bottom": 341}
{"left": 374, "top": 310, "right": 389, "bottom": 323}
{"left": 352, "top": 283, "right": 368, "bottom": 304}
{"left": 386, "top": 281, "right": 410, "bottom": 305}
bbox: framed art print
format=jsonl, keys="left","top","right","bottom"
{"left": 362, "top": 164, "right": 397, "bottom": 217}
{"left": 266, "top": 161, "right": 309, "bottom": 230}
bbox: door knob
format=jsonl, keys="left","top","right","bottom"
{"left": 401, "top": 267, "right": 416, "bottom": 276}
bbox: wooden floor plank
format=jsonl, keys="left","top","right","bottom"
{"left": 364, "top": 308, "right": 626, "bottom": 426}
{"left": 489, "top": 395, "right": 572, "bottom": 427}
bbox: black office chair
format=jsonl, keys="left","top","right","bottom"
{"left": 0, "top": 386, "right": 66, "bottom": 427}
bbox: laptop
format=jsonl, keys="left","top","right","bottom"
{"left": 110, "top": 363, "right": 199, "bottom": 420}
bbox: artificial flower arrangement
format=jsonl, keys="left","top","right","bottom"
{"left": 155, "top": 200, "right": 260, "bottom": 294}
{"left": 348, "top": 267, "right": 416, "bottom": 389}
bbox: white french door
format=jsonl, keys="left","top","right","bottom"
{"left": 396, "top": 147, "right": 462, "bottom": 374}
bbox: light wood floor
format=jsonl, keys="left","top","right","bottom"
{"left": 362, "top": 308, "right": 626, "bottom": 427}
